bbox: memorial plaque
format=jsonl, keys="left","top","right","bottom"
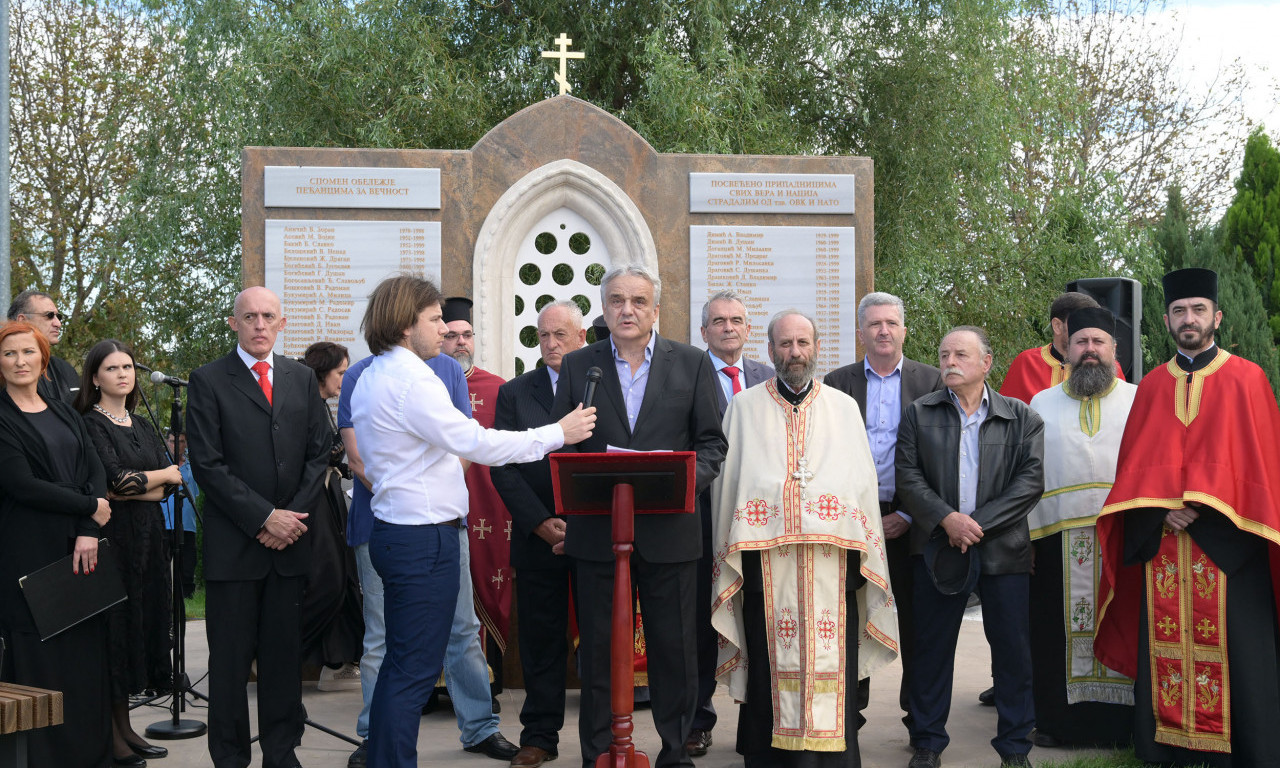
{"left": 264, "top": 166, "right": 441, "bottom": 209}
{"left": 689, "top": 173, "right": 855, "bottom": 214}
{"left": 264, "top": 219, "right": 442, "bottom": 361}
{"left": 689, "top": 225, "right": 855, "bottom": 374}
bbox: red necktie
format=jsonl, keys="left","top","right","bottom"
{"left": 252, "top": 360, "right": 273, "bottom": 405}
{"left": 723, "top": 365, "right": 743, "bottom": 395}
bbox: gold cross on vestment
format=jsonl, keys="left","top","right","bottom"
{"left": 469, "top": 391, "right": 483, "bottom": 411}
{"left": 541, "top": 33, "right": 584, "bottom": 95}
{"left": 473, "top": 518, "right": 492, "bottom": 540}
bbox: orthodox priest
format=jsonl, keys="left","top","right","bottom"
{"left": 1001, "top": 291, "right": 1124, "bottom": 404}
{"left": 711, "top": 309, "right": 897, "bottom": 767}
{"left": 1095, "top": 268, "right": 1280, "bottom": 767}
{"left": 1026, "top": 307, "right": 1136, "bottom": 748}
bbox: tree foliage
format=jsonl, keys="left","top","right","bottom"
{"left": 1224, "top": 129, "right": 1280, "bottom": 345}
{"left": 10, "top": 0, "right": 1257, "bottom": 383}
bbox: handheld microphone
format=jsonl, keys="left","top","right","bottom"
{"left": 583, "top": 366, "right": 603, "bottom": 408}
{"left": 150, "top": 370, "right": 189, "bottom": 387}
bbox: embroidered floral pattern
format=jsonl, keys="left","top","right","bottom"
{"left": 1193, "top": 554, "right": 1218, "bottom": 599}
{"left": 1195, "top": 667, "right": 1221, "bottom": 713}
{"left": 816, "top": 610, "right": 837, "bottom": 651}
{"left": 1155, "top": 555, "right": 1179, "bottom": 600}
{"left": 808, "top": 494, "right": 845, "bottom": 521}
{"left": 736, "top": 499, "right": 777, "bottom": 527}
{"left": 776, "top": 608, "right": 798, "bottom": 650}
{"left": 1071, "top": 596, "right": 1094, "bottom": 632}
{"left": 1069, "top": 530, "right": 1093, "bottom": 566}
{"left": 1158, "top": 664, "right": 1183, "bottom": 708}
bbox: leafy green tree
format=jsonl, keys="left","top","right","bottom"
{"left": 1224, "top": 129, "right": 1280, "bottom": 344}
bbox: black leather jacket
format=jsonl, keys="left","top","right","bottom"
{"left": 895, "top": 385, "right": 1044, "bottom": 574}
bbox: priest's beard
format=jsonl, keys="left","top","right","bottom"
{"left": 451, "top": 350, "right": 473, "bottom": 372}
{"left": 1068, "top": 359, "right": 1115, "bottom": 398}
{"left": 773, "top": 351, "right": 817, "bottom": 392}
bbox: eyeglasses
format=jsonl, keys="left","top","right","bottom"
{"left": 443, "top": 331, "right": 474, "bottom": 341}
{"left": 33, "top": 311, "right": 65, "bottom": 322}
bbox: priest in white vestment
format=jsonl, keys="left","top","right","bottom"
{"left": 711, "top": 310, "right": 897, "bottom": 768}
{"left": 1026, "top": 307, "right": 1136, "bottom": 748}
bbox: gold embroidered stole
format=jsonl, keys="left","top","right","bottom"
{"left": 1063, "top": 525, "right": 1134, "bottom": 705}
{"left": 1146, "top": 528, "right": 1230, "bottom": 753}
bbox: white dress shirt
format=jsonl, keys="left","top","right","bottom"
{"left": 351, "top": 345, "right": 565, "bottom": 525}
{"left": 236, "top": 344, "right": 273, "bottom": 386}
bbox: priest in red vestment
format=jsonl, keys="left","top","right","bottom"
{"left": 1000, "top": 291, "right": 1124, "bottom": 404}
{"left": 1095, "top": 268, "right": 1280, "bottom": 767}
{"left": 444, "top": 297, "right": 513, "bottom": 693}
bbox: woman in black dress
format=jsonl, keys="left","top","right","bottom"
{"left": 0, "top": 322, "right": 113, "bottom": 767}
{"left": 299, "top": 341, "right": 364, "bottom": 686}
{"left": 75, "top": 339, "right": 180, "bottom": 766}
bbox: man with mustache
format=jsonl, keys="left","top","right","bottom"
{"left": 896, "top": 326, "right": 1044, "bottom": 768}
{"left": 711, "top": 310, "right": 896, "bottom": 767}
{"left": 1025, "top": 308, "right": 1137, "bottom": 749}
{"left": 824, "top": 291, "right": 943, "bottom": 740}
{"left": 1094, "top": 268, "right": 1280, "bottom": 767}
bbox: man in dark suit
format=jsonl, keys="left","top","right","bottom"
{"left": 823, "top": 291, "right": 943, "bottom": 741}
{"left": 7, "top": 289, "right": 79, "bottom": 403}
{"left": 187, "top": 286, "right": 331, "bottom": 768}
{"left": 686, "top": 289, "right": 773, "bottom": 757}
{"left": 551, "top": 265, "right": 727, "bottom": 768}
{"left": 490, "top": 300, "right": 588, "bottom": 768}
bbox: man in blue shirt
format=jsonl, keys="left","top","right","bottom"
{"left": 339, "top": 351, "right": 519, "bottom": 766}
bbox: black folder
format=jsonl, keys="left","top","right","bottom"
{"left": 18, "top": 538, "right": 127, "bottom": 641}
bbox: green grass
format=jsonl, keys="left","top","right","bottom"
{"left": 184, "top": 587, "right": 205, "bottom": 620}
{"left": 1039, "top": 749, "right": 1209, "bottom": 768}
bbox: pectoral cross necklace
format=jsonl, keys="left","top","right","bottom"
{"left": 789, "top": 403, "right": 816, "bottom": 500}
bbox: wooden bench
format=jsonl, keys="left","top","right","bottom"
{"left": 0, "top": 683, "right": 63, "bottom": 768}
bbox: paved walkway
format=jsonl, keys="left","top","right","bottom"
{"left": 130, "top": 611, "right": 1108, "bottom": 767}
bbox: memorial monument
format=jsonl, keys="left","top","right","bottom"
{"left": 242, "top": 48, "right": 872, "bottom": 378}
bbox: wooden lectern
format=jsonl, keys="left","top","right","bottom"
{"left": 549, "top": 451, "right": 697, "bottom": 768}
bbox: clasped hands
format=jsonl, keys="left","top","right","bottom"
{"left": 940, "top": 511, "right": 984, "bottom": 553}
{"left": 258, "top": 508, "right": 309, "bottom": 550}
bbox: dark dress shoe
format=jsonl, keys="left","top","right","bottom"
{"left": 684, "top": 728, "right": 712, "bottom": 757}
{"left": 129, "top": 743, "right": 169, "bottom": 759}
{"left": 907, "top": 747, "right": 941, "bottom": 768}
{"left": 348, "top": 739, "right": 369, "bottom": 768}
{"left": 977, "top": 686, "right": 995, "bottom": 706}
{"left": 464, "top": 732, "right": 520, "bottom": 760}
{"left": 1031, "top": 729, "right": 1062, "bottom": 748}
{"left": 999, "top": 753, "right": 1032, "bottom": 768}
{"left": 112, "top": 754, "right": 146, "bottom": 767}
{"left": 510, "top": 745, "right": 558, "bottom": 767}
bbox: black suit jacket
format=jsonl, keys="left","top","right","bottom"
{"left": 490, "top": 366, "right": 562, "bottom": 571}
{"left": 823, "top": 356, "right": 944, "bottom": 510}
{"left": 37, "top": 355, "right": 79, "bottom": 405}
{"left": 551, "top": 336, "right": 727, "bottom": 563}
{"left": 187, "top": 349, "right": 331, "bottom": 581}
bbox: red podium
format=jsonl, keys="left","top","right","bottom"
{"left": 549, "top": 451, "right": 697, "bottom": 768}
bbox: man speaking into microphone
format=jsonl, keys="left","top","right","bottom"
{"left": 551, "top": 265, "right": 727, "bottom": 768}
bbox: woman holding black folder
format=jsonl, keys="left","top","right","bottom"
{"left": 76, "top": 339, "right": 181, "bottom": 766}
{"left": 0, "top": 321, "right": 113, "bottom": 768}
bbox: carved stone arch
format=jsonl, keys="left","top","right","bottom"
{"left": 472, "top": 158, "right": 658, "bottom": 379}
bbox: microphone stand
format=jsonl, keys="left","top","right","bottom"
{"left": 133, "top": 377, "right": 208, "bottom": 739}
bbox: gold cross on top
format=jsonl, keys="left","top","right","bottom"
{"left": 541, "top": 33, "right": 585, "bottom": 96}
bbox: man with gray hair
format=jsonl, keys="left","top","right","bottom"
{"left": 896, "top": 325, "right": 1044, "bottom": 768}
{"left": 711, "top": 309, "right": 896, "bottom": 766}
{"left": 7, "top": 289, "right": 78, "bottom": 403}
{"left": 491, "top": 300, "right": 588, "bottom": 768}
{"left": 686, "top": 289, "right": 774, "bottom": 757}
{"left": 552, "top": 264, "right": 727, "bottom": 768}
{"left": 824, "top": 291, "right": 943, "bottom": 740}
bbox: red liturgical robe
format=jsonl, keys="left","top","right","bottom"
{"left": 464, "top": 366, "right": 513, "bottom": 651}
{"left": 1095, "top": 350, "right": 1280, "bottom": 765}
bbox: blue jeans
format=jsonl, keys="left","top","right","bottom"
{"left": 367, "top": 520, "right": 458, "bottom": 768}
{"left": 355, "top": 526, "right": 499, "bottom": 747}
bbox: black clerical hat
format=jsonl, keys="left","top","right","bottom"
{"left": 442, "top": 297, "right": 473, "bottom": 325}
{"left": 1067, "top": 307, "right": 1116, "bottom": 338}
{"left": 924, "top": 532, "right": 980, "bottom": 596}
{"left": 1162, "top": 268, "right": 1218, "bottom": 308}
{"left": 591, "top": 314, "right": 610, "bottom": 342}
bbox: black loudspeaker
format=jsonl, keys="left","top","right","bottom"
{"left": 1066, "top": 277, "right": 1143, "bottom": 383}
